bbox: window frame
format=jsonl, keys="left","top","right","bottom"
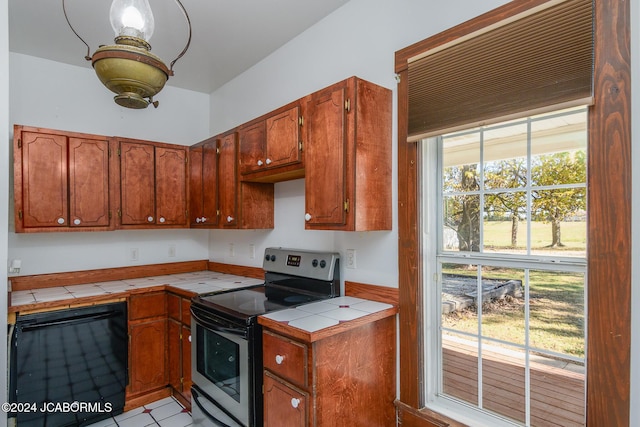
{"left": 422, "top": 112, "right": 588, "bottom": 425}
{"left": 394, "top": 0, "right": 631, "bottom": 426}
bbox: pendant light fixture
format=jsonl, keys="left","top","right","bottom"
{"left": 63, "top": 0, "right": 192, "bottom": 109}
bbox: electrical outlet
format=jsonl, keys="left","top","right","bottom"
{"left": 229, "top": 243, "right": 235, "bottom": 257}
{"left": 346, "top": 249, "right": 356, "bottom": 269}
{"left": 249, "top": 244, "right": 256, "bottom": 259}
{"left": 168, "top": 244, "right": 176, "bottom": 257}
{"left": 130, "top": 248, "right": 139, "bottom": 262}
{"left": 8, "top": 259, "right": 21, "bottom": 274}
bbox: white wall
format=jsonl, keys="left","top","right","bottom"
{"left": 1, "top": 0, "right": 10, "bottom": 422}
{"left": 7, "top": 53, "right": 212, "bottom": 276}
{"left": 207, "top": 0, "right": 509, "bottom": 289}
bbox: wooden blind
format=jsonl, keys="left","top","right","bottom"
{"left": 407, "top": 0, "right": 593, "bottom": 141}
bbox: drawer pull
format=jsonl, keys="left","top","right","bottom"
{"left": 291, "top": 398, "right": 300, "bottom": 409}
{"left": 275, "top": 354, "right": 285, "bottom": 365}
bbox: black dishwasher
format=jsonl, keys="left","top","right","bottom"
{"left": 9, "top": 302, "right": 128, "bottom": 427}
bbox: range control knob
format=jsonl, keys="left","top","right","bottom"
{"left": 312, "top": 259, "right": 318, "bottom": 267}
{"left": 265, "top": 254, "right": 270, "bottom": 261}
{"left": 270, "top": 255, "right": 276, "bottom": 262}
{"left": 320, "top": 260, "right": 327, "bottom": 268}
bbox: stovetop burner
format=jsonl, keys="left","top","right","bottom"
{"left": 192, "top": 248, "right": 341, "bottom": 324}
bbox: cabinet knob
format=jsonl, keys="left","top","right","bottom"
{"left": 304, "top": 213, "right": 312, "bottom": 221}
{"left": 188, "top": 335, "right": 191, "bottom": 343}
{"left": 196, "top": 217, "right": 202, "bottom": 223}
{"left": 147, "top": 216, "right": 154, "bottom": 222}
{"left": 57, "top": 217, "right": 65, "bottom": 225}
{"left": 159, "top": 217, "right": 166, "bottom": 223}
{"left": 73, "top": 218, "right": 81, "bottom": 225}
{"left": 227, "top": 216, "right": 234, "bottom": 223}
{"left": 257, "top": 160, "right": 264, "bottom": 166}
{"left": 266, "top": 158, "right": 272, "bottom": 165}
{"left": 291, "top": 398, "right": 300, "bottom": 409}
{"left": 201, "top": 217, "right": 207, "bottom": 223}
{"left": 275, "top": 354, "right": 284, "bottom": 365}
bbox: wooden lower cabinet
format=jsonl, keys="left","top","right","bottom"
{"left": 126, "top": 291, "right": 193, "bottom": 411}
{"left": 167, "top": 292, "right": 193, "bottom": 409}
{"left": 261, "top": 314, "right": 396, "bottom": 426}
{"left": 264, "top": 372, "right": 308, "bottom": 427}
{"left": 128, "top": 318, "right": 167, "bottom": 395}
{"left": 126, "top": 292, "right": 170, "bottom": 409}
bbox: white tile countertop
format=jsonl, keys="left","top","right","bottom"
{"left": 10, "top": 271, "right": 264, "bottom": 307}
{"left": 260, "top": 296, "right": 395, "bottom": 333}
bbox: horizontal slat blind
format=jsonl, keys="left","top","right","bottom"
{"left": 407, "top": 0, "right": 593, "bottom": 141}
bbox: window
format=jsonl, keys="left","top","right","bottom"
{"left": 395, "top": 0, "right": 631, "bottom": 426}
{"left": 423, "top": 108, "right": 587, "bottom": 426}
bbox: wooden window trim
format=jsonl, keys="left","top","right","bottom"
{"left": 395, "top": 0, "right": 631, "bottom": 426}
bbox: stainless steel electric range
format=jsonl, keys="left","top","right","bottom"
{"left": 190, "top": 248, "right": 340, "bottom": 427}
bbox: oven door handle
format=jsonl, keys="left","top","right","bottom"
{"left": 192, "top": 386, "right": 235, "bottom": 427}
{"left": 191, "top": 308, "right": 247, "bottom": 338}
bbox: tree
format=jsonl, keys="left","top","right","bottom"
{"left": 484, "top": 158, "right": 527, "bottom": 247}
{"left": 443, "top": 164, "right": 480, "bottom": 252}
{"left": 531, "top": 151, "right": 586, "bottom": 247}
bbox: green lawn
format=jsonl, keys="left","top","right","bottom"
{"left": 442, "top": 265, "right": 585, "bottom": 357}
{"left": 483, "top": 220, "right": 586, "bottom": 252}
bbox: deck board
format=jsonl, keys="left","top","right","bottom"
{"left": 442, "top": 340, "right": 585, "bottom": 426}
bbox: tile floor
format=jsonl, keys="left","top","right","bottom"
{"left": 86, "top": 397, "right": 192, "bottom": 427}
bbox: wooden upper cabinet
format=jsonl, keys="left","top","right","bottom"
{"left": 238, "top": 120, "right": 266, "bottom": 175}
{"left": 266, "top": 105, "right": 303, "bottom": 169}
{"left": 118, "top": 138, "right": 188, "bottom": 228}
{"left": 303, "top": 77, "right": 392, "bottom": 231}
{"left": 189, "top": 133, "right": 274, "bottom": 230}
{"left": 189, "top": 138, "right": 218, "bottom": 227}
{"left": 119, "top": 140, "right": 156, "bottom": 226}
{"left": 218, "top": 132, "right": 238, "bottom": 228}
{"left": 239, "top": 103, "right": 304, "bottom": 183}
{"left": 69, "top": 138, "right": 111, "bottom": 227}
{"left": 304, "top": 85, "right": 348, "bottom": 227}
{"left": 156, "top": 146, "right": 188, "bottom": 226}
{"left": 13, "top": 125, "right": 114, "bottom": 232}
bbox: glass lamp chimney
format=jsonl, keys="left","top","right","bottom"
{"left": 109, "top": 0, "right": 155, "bottom": 42}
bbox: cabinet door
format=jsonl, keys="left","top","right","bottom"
{"left": 239, "top": 121, "right": 265, "bottom": 175}
{"left": 264, "top": 373, "right": 307, "bottom": 427}
{"left": 201, "top": 141, "right": 219, "bottom": 226}
{"left": 156, "top": 146, "right": 188, "bottom": 226}
{"left": 181, "top": 324, "right": 192, "bottom": 392}
{"left": 68, "top": 137, "right": 110, "bottom": 228}
{"left": 129, "top": 319, "right": 167, "bottom": 394}
{"left": 168, "top": 319, "right": 182, "bottom": 392}
{"left": 189, "top": 142, "right": 219, "bottom": 227}
{"left": 20, "top": 131, "right": 68, "bottom": 228}
{"left": 218, "top": 133, "right": 237, "bottom": 227}
{"left": 304, "top": 86, "right": 348, "bottom": 226}
{"left": 266, "top": 106, "right": 301, "bottom": 169}
{"left": 189, "top": 146, "right": 204, "bottom": 225}
{"left": 120, "top": 141, "right": 155, "bottom": 225}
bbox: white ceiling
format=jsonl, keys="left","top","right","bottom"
{"left": 9, "top": 0, "right": 351, "bottom": 94}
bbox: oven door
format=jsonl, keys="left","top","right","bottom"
{"left": 191, "top": 307, "right": 249, "bottom": 427}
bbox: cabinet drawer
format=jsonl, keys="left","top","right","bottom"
{"left": 263, "top": 331, "right": 307, "bottom": 387}
{"left": 129, "top": 292, "right": 167, "bottom": 320}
